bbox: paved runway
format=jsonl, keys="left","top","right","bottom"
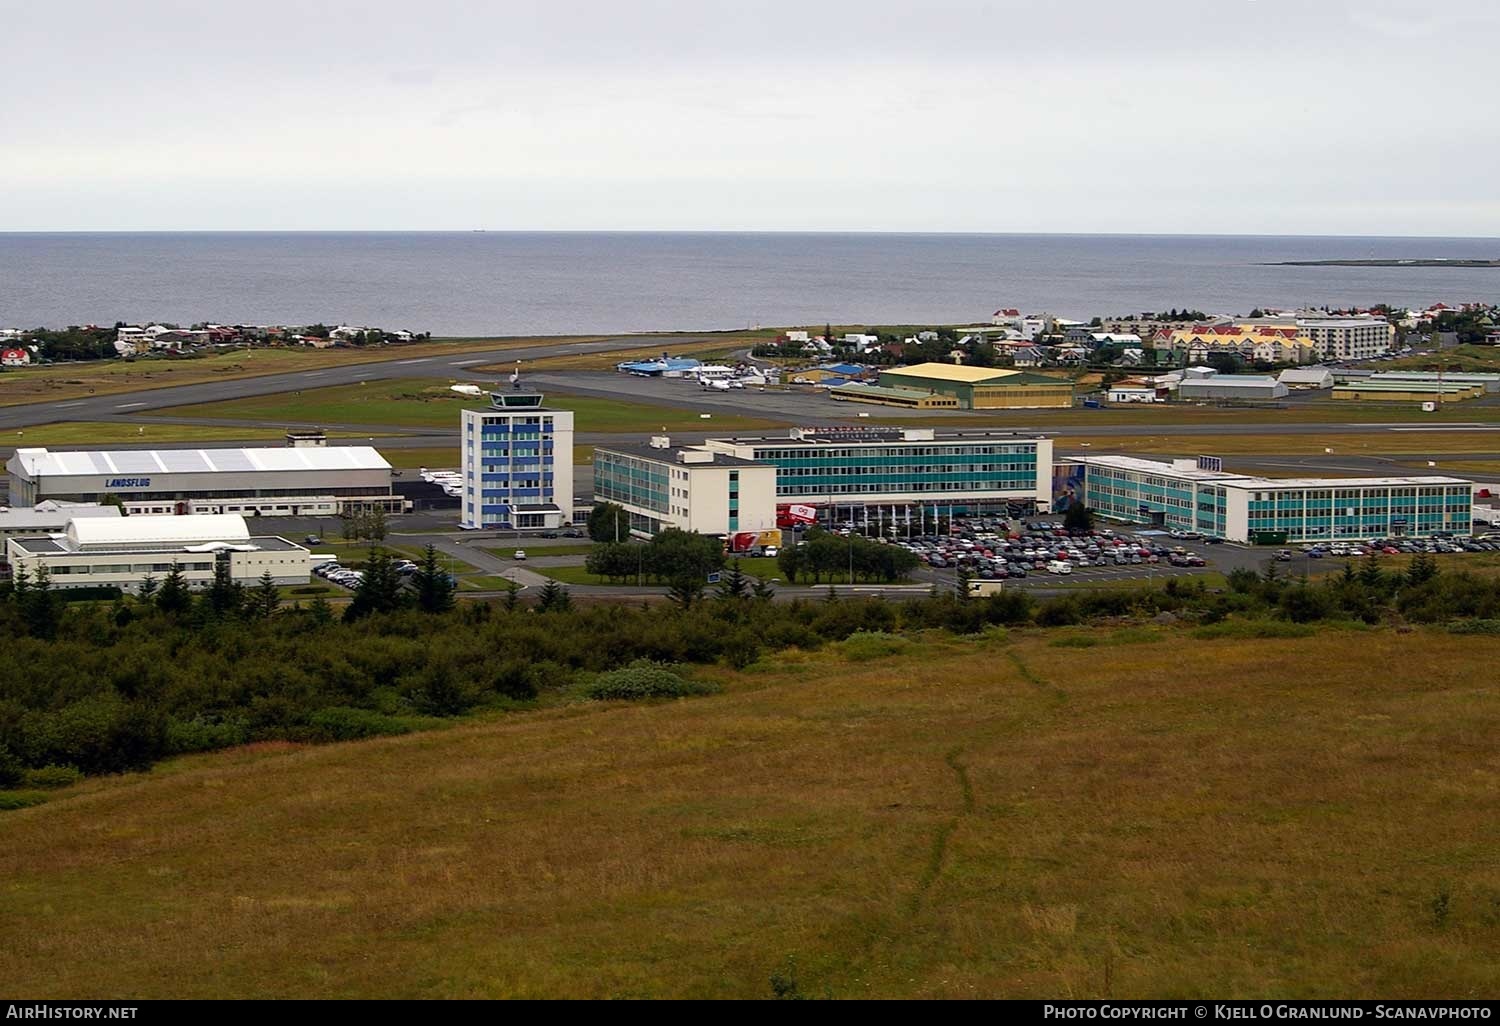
{"left": 0, "top": 337, "right": 682, "bottom": 432}
{"left": 6, "top": 340, "right": 1500, "bottom": 492}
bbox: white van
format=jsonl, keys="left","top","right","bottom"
{"left": 1046, "top": 560, "right": 1072, "bottom": 575}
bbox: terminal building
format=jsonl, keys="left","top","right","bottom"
{"left": 1059, "top": 454, "right": 1471, "bottom": 543}
{"left": 594, "top": 427, "right": 1053, "bottom": 536}
{"left": 5, "top": 513, "right": 313, "bottom": 593}
{"left": 592, "top": 436, "right": 779, "bottom": 537}
{"left": 459, "top": 391, "right": 575, "bottom": 530}
{"left": 6, "top": 445, "right": 402, "bottom": 517}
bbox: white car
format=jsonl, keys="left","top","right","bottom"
{"left": 1046, "top": 560, "right": 1073, "bottom": 575}
{"left": 513, "top": 550, "right": 527, "bottom": 561}
{"left": 762, "top": 545, "right": 780, "bottom": 558}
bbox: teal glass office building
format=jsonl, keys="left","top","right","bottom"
{"left": 1065, "top": 455, "right": 1472, "bottom": 543}
{"left": 702, "top": 428, "right": 1052, "bottom": 514}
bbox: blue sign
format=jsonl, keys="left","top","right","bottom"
{"left": 706, "top": 572, "right": 721, "bottom": 584}
{"left": 105, "top": 478, "right": 151, "bottom": 489}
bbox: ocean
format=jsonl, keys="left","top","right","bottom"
{"left": 0, "top": 232, "right": 1497, "bottom": 337}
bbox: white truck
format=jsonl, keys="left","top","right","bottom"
{"left": 966, "top": 580, "right": 1006, "bottom": 597}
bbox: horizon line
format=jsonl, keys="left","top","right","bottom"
{"left": 2, "top": 228, "right": 1499, "bottom": 242}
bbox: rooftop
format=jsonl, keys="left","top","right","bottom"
{"left": 1220, "top": 476, "right": 1472, "bottom": 490}
{"left": 829, "top": 382, "right": 944, "bottom": 401}
{"left": 1178, "top": 376, "right": 1283, "bottom": 388}
{"left": 1064, "top": 454, "right": 1252, "bottom": 482}
{"left": 68, "top": 513, "right": 251, "bottom": 548}
{"left": 0, "top": 504, "right": 120, "bottom": 531}
{"left": 882, "top": 363, "right": 1021, "bottom": 384}
{"left": 593, "top": 442, "right": 766, "bottom": 468}
{"left": 1068, "top": 454, "right": 1471, "bottom": 491}
{"left": 10, "top": 532, "right": 306, "bottom": 556}
{"left": 9, "top": 446, "right": 391, "bottom": 479}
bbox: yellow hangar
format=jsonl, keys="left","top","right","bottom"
{"left": 876, "top": 363, "right": 1074, "bottom": 409}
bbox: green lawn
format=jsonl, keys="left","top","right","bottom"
{"left": 0, "top": 337, "right": 575, "bottom": 407}
{"left": 1385, "top": 344, "right": 1500, "bottom": 373}
{"left": 161, "top": 379, "right": 789, "bottom": 433}
{"left": 486, "top": 544, "right": 597, "bottom": 559}
{"left": 3, "top": 627, "right": 1497, "bottom": 997}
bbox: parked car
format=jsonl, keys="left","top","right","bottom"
{"left": 513, "top": 550, "right": 527, "bottom": 561}
{"left": 304, "top": 535, "right": 322, "bottom": 545}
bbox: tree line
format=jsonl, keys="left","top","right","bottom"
{"left": 3, "top": 545, "right": 1497, "bottom": 788}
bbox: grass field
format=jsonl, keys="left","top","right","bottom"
{"left": 163, "top": 378, "right": 789, "bottom": 434}
{"left": 869, "top": 401, "right": 1500, "bottom": 428}
{"left": 0, "top": 338, "right": 567, "bottom": 406}
{"left": 6, "top": 422, "right": 370, "bottom": 446}
{"left": 381, "top": 447, "right": 461, "bottom": 470}
{"left": 1055, "top": 430, "right": 1500, "bottom": 460}
{"left": 1386, "top": 345, "right": 1500, "bottom": 373}
{"left": 2, "top": 626, "right": 1497, "bottom": 998}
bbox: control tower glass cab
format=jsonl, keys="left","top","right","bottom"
{"left": 489, "top": 390, "right": 545, "bottom": 409}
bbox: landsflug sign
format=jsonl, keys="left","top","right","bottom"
{"left": 104, "top": 478, "right": 151, "bottom": 489}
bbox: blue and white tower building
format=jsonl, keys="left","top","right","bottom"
{"left": 460, "top": 390, "right": 574, "bottom": 530}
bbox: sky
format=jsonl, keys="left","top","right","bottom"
{"left": 2, "top": 0, "right": 1498, "bottom": 235}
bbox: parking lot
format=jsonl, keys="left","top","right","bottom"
{"left": 885, "top": 516, "right": 1233, "bottom": 589}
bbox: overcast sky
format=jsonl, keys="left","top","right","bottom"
{"left": 3, "top": 0, "right": 1497, "bottom": 235}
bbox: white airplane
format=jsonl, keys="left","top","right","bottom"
{"left": 449, "top": 384, "right": 483, "bottom": 396}
{"left": 701, "top": 378, "right": 733, "bottom": 391}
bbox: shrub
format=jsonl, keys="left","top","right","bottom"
{"left": 491, "top": 661, "right": 542, "bottom": 701}
{"left": 837, "top": 631, "right": 910, "bottom": 662}
{"left": 1192, "top": 619, "right": 1316, "bottom": 640}
{"left": 1049, "top": 635, "right": 1098, "bottom": 648}
{"left": 306, "top": 706, "right": 416, "bottom": 742}
{"left": 720, "top": 630, "right": 762, "bottom": 670}
{"left": 0, "top": 791, "right": 48, "bottom": 811}
{"left": 583, "top": 659, "right": 719, "bottom": 700}
{"left": 1035, "top": 598, "right": 1082, "bottom": 627}
{"left": 405, "top": 664, "right": 482, "bottom": 716}
{"left": 22, "top": 764, "right": 83, "bottom": 790}
{"left": 0, "top": 745, "right": 23, "bottom": 789}
{"left": 1446, "top": 618, "right": 1500, "bottom": 635}
{"left": 166, "top": 717, "right": 249, "bottom": 755}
